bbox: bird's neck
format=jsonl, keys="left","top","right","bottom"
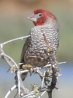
{"left": 34, "top": 18, "right": 56, "bottom": 28}
{"left": 34, "top": 18, "right": 56, "bottom": 27}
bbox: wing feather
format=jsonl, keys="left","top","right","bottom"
{"left": 20, "top": 37, "right": 31, "bottom": 63}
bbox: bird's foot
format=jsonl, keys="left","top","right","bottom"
{"left": 21, "top": 64, "right": 33, "bottom": 70}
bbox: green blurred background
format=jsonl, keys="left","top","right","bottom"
{"left": 0, "top": 0, "right": 73, "bottom": 98}
{"left": 0, "top": 0, "right": 73, "bottom": 62}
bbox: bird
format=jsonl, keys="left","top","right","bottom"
{"left": 20, "top": 9, "right": 59, "bottom": 81}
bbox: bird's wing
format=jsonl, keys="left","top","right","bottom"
{"left": 43, "top": 33, "right": 53, "bottom": 52}
{"left": 20, "top": 36, "right": 31, "bottom": 63}
{"left": 43, "top": 26, "right": 59, "bottom": 52}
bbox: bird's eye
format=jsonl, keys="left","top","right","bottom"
{"left": 39, "top": 14, "right": 43, "bottom": 17}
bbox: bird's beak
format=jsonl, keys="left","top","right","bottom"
{"left": 27, "top": 14, "right": 37, "bottom": 22}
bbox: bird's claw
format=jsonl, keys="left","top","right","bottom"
{"left": 21, "top": 64, "right": 33, "bottom": 70}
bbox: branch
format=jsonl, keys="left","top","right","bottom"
{"left": 38, "top": 91, "right": 46, "bottom": 98}
{"left": 2, "top": 52, "right": 18, "bottom": 68}
{"left": 1, "top": 35, "right": 30, "bottom": 47}
{"left": 5, "top": 85, "right": 16, "bottom": 98}
{"left": 20, "top": 61, "right": 66, "bottom": 74}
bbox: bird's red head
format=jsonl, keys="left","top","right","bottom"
{"left": 27, "top": 9, "right": 56, "bottom": 26}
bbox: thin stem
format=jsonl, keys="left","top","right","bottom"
{"left": 58, "top": 62, "right": 66, "bottom": 65}
{"left": 17, "top": 70, "right": 21, "bottom": 96}
{"left": 1, "top": 35, "right": 30, "bottom": 46}
{"left": 22, "top": 91, "right": 35, "bottom": 98}
{"left": 41, "top": 72, "right": 45, "bottom": 88}
{"left": 5, "top": 85, "right": 16, "bottom": 98}
{"left": 3, "top": 53, "right": 18, "bottom": 68}
{"left": 38, "top": 91, "right": 46, "bottom": 98}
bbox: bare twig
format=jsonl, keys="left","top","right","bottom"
{"left": 1, "top": 35, "right": 30, "bottom": 47}
{"left": 5, "top": 85, "right": 16, "bottom": 98}
{"left": 38, "top": 91, "right": 46, "bottom": 98}
{"left": 2, "top": 53, "right": 18, "bottom": 68}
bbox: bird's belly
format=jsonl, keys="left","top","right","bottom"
{"left": 24, "top": 33, "right": 49, "bottom": 66}
{"left": 24, "top": 49, "right": 49, "bottom": 67}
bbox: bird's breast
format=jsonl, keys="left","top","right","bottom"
{"left": 31, "top": 26, "right": 48, "bottom": 51}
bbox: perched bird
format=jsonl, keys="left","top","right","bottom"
{"left": 20, "top": 9, "right": 59, "bottom": 80}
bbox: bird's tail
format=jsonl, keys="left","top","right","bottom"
{"left": 47, "top": 91, "right": 52, "bottom": 98}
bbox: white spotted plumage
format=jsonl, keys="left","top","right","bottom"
{"left": 30, "top": 20, "right": 59, "bottom": 52}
